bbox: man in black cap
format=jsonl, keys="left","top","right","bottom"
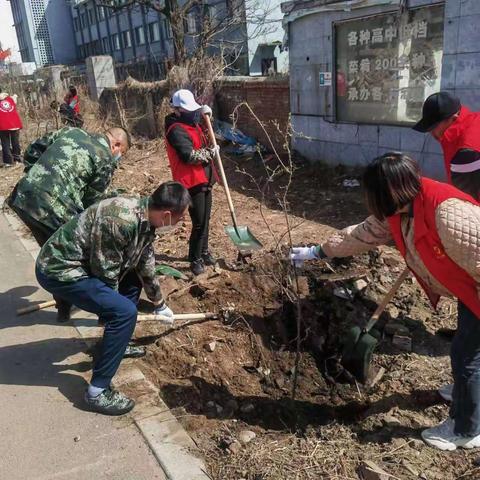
{"left": 413, "top": 91, "right": 480, "bottom": 199}
{"left": 414, "top": 91, "right": 480, "bottom": 403}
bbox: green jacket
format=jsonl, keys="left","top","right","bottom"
{"left": 10, "top": 127, "right": 118, "bottom": 231}
{"left": 36, "top": 196, "right": 163, "bottom": 303}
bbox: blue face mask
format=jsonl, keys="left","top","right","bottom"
{"left": 114, "top": 153, "right": 122, "bottom": 162}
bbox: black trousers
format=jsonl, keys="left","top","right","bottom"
{"left": 188, "top": 187, "right": 212, "bottom": 262}
{"left": 0, "top": 130, "right": 21, "bottom": 165}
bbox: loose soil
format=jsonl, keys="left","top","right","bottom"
{"left": 1, "top": 138, "right": 476, "bottom": 480}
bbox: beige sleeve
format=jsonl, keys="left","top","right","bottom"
{"left": 436, "top": 198, "right": 480, "bottom": 283}
{"left": 321, "top": 215, "right": 392, "bottom": 258}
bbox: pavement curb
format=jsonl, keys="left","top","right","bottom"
{"left": 1, "top": 202, "right": 211, "bottom": 480}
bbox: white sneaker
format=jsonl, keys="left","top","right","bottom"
{"left": 438, "top": 383, "right": 453, "bottom": 402}
{"left": 422, "top": 418, "right": 480, "bottom": 451}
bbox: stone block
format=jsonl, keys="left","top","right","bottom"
{"left": 455, "top": 53, "right": 480, "bottom": 89}
{"left": 358, "top": 125, "right": 378, "bottom": 144}
{"left": 443, "top": 17, "right": 459, "bottom": 55}
{"left": 445, "top": 0, "right": 461, "bottom": 18}
{"left": 400, "top": 128, "right": 427, "bottom": 152}
{"left": 457, "top": 14, "right": 480, "bottom": 54}
{"left": 421, "top": 153, "right": 446, "bottom": 180}
{"left": 86, "top": 55, "right": 116, "bottom": 101}
{"left": 379, "top": 126, "right": 401, "bottom": 149}
{"left": 359, "top": 144, "right": 379, "bottom": 165}
{"left": 460, "top": 0, "right": 480, "bottom": 16}
{"left": 441, "top": 54, "right": 457, "bottom": 89}
{"left": 454, "top": 88, "right": 480, "bottom": 111}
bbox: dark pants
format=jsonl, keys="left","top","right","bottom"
{"left": 9, "top": 201, "right": 71, "bottom": 313}
{"left": 0, "top": 130, "right": 21, "bottom": 165}
{"left": 8, "top": 201, "right": 54, "bottom": 246}
{"left": 450, "top": 301, "right": 480, "bottom": 436}
{"left": 36, "top": 269, "right": 142, "bottom": 388}
{"left": 188, "top": 187, "right": 212, "bottom": 262}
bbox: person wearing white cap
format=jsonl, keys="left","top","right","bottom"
{"left": 165, "top": 89, "right": 218, "bottom": 275}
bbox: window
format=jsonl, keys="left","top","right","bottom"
{"left": 184, "top": 13, "right": 196, "bottom": 34}
{"left": 112, "top": 33, "right": 120, "bottom": 50}
{"left": 98, "top": 6, "right": 105, "bottom": 20}
{"left": 102, "top": 37, "right": 109, "bottom": 53}
{"left": 73, "top": 17, "right": 79, "bottom": 31}
{"left": 82, "top": 12, "right": 88, "bottom": 28}
{"left": 122, "top": 30, "right": 132, "bottom": 48}
{"left": 335, "top": 4, "right": 444, "bottom": 125}
{"left": 88, "top": 9, "right": 95, "bottom": 25}
{"left": 163, "top": 19, "right": 173, "bottom": 39}
{"left": 135, "top": 26, "right": 145, "bottom": 44}
{"left": 79, "top": 45, "right": 85, "bottom": 58}
{"left": 149, "top": 22, "right": 160, "bottom": 42}
{"left": 208, "top": 5, "right": 220, "bottom": 28}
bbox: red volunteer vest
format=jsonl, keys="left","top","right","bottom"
{"left": 440, "top": 106, "right": 480, "bottom": 183}
{"left": 165, "top": 122, "right": 209, "bottom": 190}
{"left": 0, "top": 96, "right": 22, "bottom": 130}
{"left": 387, "top": 177, "right": 480, "bottom": 318}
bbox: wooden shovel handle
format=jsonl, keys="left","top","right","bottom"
{"left": 202, "top": 114, "right": 240, "bottom": 232}
{"left": 137, "top": 312, "right": 217, "bottom": 322}
{"left": 365, "top": 267, "right": 410, "bottom": 332}
{"left": 17, "top": 300, "right": 56, "bottom": 316}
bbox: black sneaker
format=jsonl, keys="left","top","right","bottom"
{"left": 124, "top": 344, "right": 146, "bottom": 358}
{"left": 191, "top": 259, "right": 205, "bottom": 276}
{"left": 202, "top": 251, "right": 217, "bottom": 266}
{"left": 84, "top": 387, "right": 135, "bottom": 416}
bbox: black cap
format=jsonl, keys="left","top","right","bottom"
{"left": 413, "top": 92, "right": 461, "bottom": 132}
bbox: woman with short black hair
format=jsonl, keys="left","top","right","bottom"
{"left": 291, "top": 152, "right": 480, "bottom": 451}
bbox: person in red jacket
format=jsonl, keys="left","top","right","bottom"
{"left": 165, "top": 89, "right": 218, "bottom": 276}
{"left": 413, "top": 91, "right": 480, "bottom": 199}
{"left": 64, "top": 85, "right": 80, "bottom": 114}
{"left": 0, "top": 86, "right": 23, "bottom": 167}
{"left": 291, "top": 152, "right": 480, "bottom": 451}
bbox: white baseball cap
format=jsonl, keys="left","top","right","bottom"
{"left": 171, "top": 89, "right": 201, "bottom": 112}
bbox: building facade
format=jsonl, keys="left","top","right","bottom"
{"left": 71, "top": 0, "right": 250, "bottom": 76}
{"left": 8, "top": 0, "right": 77, "bottom": 66}
{"left": 282, "top": 0, "right": 476, "bottom": 180}
{"left": 247, "top": 0, "right": 288, "bottom": 75}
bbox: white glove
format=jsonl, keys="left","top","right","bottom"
{"left": 289, "top": 246, "right": 319, "bottom": 268}
{"left": 154, "top": 303, "right": 174, "bottom": 325}
{"left": 209, "top": 145, "right": 220, "bottom": 157}
{"left": 201, "top": 105, "right": 213, "bottom": 116}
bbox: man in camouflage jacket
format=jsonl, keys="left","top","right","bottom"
{"left": 36, "top": 182, "right": 190, "bottom": 416}
{"left": 7, "top": 126, "right": 130, "bottom": 320}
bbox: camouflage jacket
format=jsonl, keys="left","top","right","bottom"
{"left": 36, "top": 196, "right": 163, "bottom": 303}
{"left": 10, "top": 127, "right": 119, "bottom": 231}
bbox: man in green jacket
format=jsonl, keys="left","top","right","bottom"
{"left": 7, "top": 126, "right": 130, "bottom": 321}
{"left": 36, "top": 182, "right": 189, "bottom": 415}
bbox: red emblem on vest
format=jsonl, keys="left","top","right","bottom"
{"left": 0, "top": 99, "right": 14, "bottom": 113}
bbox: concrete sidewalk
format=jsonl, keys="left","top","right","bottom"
{"left": 0, "top": 212, "right": 167, "bottom": 480}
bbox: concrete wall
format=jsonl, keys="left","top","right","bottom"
{"left": 286, "top": 0, "right": 476, "bottom": 179}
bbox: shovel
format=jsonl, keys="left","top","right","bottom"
{"left": 203, "top": 114, "right": 263, "bottom": 253}
{"left": 341, "top": 268, "right": 409, "bottom": 383}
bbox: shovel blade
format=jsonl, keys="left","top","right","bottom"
{"left": 225, "top": 225, "right": 263, "bottom": 252}
{"left": 341, "top": 326, "right": 379, "bottom": 383}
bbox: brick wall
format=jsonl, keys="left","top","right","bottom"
{"left": 215, "top": 76, "right": 290, "bottom": 155}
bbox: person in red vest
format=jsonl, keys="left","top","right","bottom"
{"left": 64, "top": 85, "right": 80, "bottom": 115}
{"left": 290, "top": 152, "right": 480, "bottom": 451}
{"left": 0, "top": 86, "right": 23, "bottom": 167}
{"left": 165, "top": 89, "right": 218, "bottom": 276}
{"left": 413, "top": 91, "right": 480, "bottom": 199}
